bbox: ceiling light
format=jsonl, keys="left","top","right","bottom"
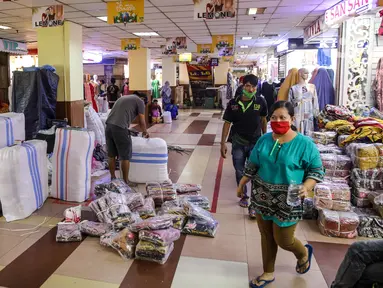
{"left": 247, "top": 8, "right": 258, "bottom": 15}
{"left": 0, "top": 25, "right": 11, "bottom": 30}
{"left": 97, "top": 16, "right": 107, "bottom": 22}
{"left": 242, "top": 36, "right": 252, "bottom": 40}
{"left": 133, "top": 32, "right": 159, "bottom": 37}
{"left": 240, "top": 45, "right": 248, "bottom": 48}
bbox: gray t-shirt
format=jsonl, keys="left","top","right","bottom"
{"left": 106, "top": 95, "right": 145, "bottom": 129}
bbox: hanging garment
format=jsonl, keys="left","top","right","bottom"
{"left": 309, "top": 67, "right": 319, "bottom": 84}
{"left": 312, "top": 68, "right": 335, "bottom": 111}
{"left": 317, "top": 48, "right": 332, "bottom": 66}
{"left": 373, "top": 58, "right": 383, "bottom": 111}
{"left": 152, "top": 79, "right": 160, "bottom": 99}
{"left": 84, "top": 83, "right": 92, "bottom": 103}
{"left": 89, "top": 84, "right": 99, "bottom": 113}
{"left": 326, "top": 69, "right": 335, "bottom": 85}
{"left": 261, "top": 82, "right": 276, "bottom": 114}
{"left": 226, "top": 72, "right": 233, "bottom": 99}
{"left": 277, "top": 68, "right": 300, "bottom": 101}
{"left": 289, "top": 83, "right": 319, "bottom": 135}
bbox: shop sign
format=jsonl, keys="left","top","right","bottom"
{"left": 83, "top": 51, "right": 102, "bottom": 64}
{"left": 162, "top": 37, "right": 187, "bottom": 55}
{"left": 212, "top": 35, "right": 234, "bottom": 56}
{"left": 194, "top": 0, "right": 237, "bottom": 21}
{"left": 325, "top": 0, "right": 377, "bottom": 26}
{"left": 276, "top": 40, "right": 288, "bottom": 53}
{"left": 0, "top": 39, "right": 27, "bottom": 54}
{"left": 121, "top": 38, "right": 140, "bottom": 51}
{"left": 32, "top": 5, "right": 64, "bottom": 28}
{"left": 197, "top": 44, "right": 213, "bottom": 54}
{"left": 107, "top": 0, "right": 144, "bottom": 25}
{"left": 304, "top": 16, "right": 328, "bottom": 42}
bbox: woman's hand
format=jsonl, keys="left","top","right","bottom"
{"left": 299, "top": 185, "right": 308, "bottom": 199}
{"left": 237, "top": 185, "right": 244, "bottom": 198}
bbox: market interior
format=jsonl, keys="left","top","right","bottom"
{"left": 1, "top": 0, "right": 383, "bottom": 287}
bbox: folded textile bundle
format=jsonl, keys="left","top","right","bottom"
{"left": 351, "top": 195, "right": 372, "bottom": 208}
{"left": 113, "top": 212, "right": 141, "bottom": 230}
{"left": 89, "top": 192, "right": 131, "bottom": 224}
{"left": 111, "top": 228, "right": 138, "bottom": 259}
{"left": 129, "top": 215, "right": 173, "bottom": 232}
{"left": 94, "top": 183, "right": 111, "bottom": 198}
{"left": 325, "top": 120, "right": 354, "bottom": 131}
{"left": 353, "top": 208, "right": 383, "bottom": 238}
{"left": 321, "top": 154, "right": 352, "bottom": 178}
{"left": 175, "top": 184, "right": 202, "bottom": 194}
{"left": 109, "top": 179, "right": 132, "bottom": 194}
{"left": 342, "top": 127, "right": 383, "bottom": 146}
{"left": 125, "top": 193, "right": 145, "bottom": 211}
{"left": 146, "top": 181, "right": 177, "bottom": 207}
{"left": 347, "top": 143, "right": 383, "bottom": 170}
{"left": 351, "top": 168, "right": 383, "bottom": 190}
{"left": 139, "top": 227, "right": 180, "bottom": 246}
{"left": 56, "top": 222, "right": 82, "bottom": 242}
{"left": 314, "top": 182, "right": 351, "bottom": 211}
{"left": 318, "top": 209, "right": 359, "bottom": 239}
{"left": 303, "top": 198, "right": 315, "bottom": 219}
{"left": 316, "top": 144, "right": 344, "bottom": 155}
{"left": 373, "top": 194, "right": 383, "bottom": 218}
{"left": 135, "top": 241, "right": 174, "bottom": 264}
{"left": 164, "top": 214, "right": 187, "bottom": 230}
{"left": 337, "top": 135, "right": 349, "bottom": 147}
{"left": 100, "top": 231, "right": 118, "bottom": 247}
{"left": 133, "top": 198, "right": 156, "bottom": 219}
{"left": 182, "top": 201, "right": 218, "bottom": 237}
{"left": 160, "top": 200, "right": 186, "bottom": 215}
{"left": 80, "top": 221, "right": 112, "bottom": 237}
{"left": 312, "top": 131, "right": 337, "bottom": 145}
{"left": 180, "top": 195, "right": 211, "bottom": 210}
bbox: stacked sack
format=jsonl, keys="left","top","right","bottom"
{"left": 0, "top": 112, "right": 25, "bottom": 148}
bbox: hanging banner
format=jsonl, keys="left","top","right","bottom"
{"left": 186, "top": 64, "right": 213, "bottom": 106}
{"left": 222, "top": 56, "right": 234, "bottom": 63}
{"left": 0, "top": 39, "right": 27, "bottom": 54}
{"left": 197, "top": 44, "right": 213, "bottom": 54}
{"left": 162, "top": 37, "right": 188, "bottom": 55}
{"left": 32, "top": 5, "right": 64, "bottom": 28}
{"left": 121, "top": 38, "right": 140, "bottom": 51}
{"left": 194, "top": 0, "right": 237, "bottom": 20}
{"left": 107, "top": 0, "right": 144, "bottom": 25}
{"left": 212, "top": 34, "right": 234, "bottom": 56}
{"left": 304, "top": 16, "right": 328, "bottom": 42}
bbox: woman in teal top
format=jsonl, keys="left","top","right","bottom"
{"left": 237, "top": 101, "right": 324, "bottom": 288}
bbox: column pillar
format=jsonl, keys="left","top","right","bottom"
{"left": 38, "top": 21, "right": 84, "bottom": 127}
{"left": 128, "top": 48, "right": 151, "bottom": 123}
{"left": 214, "top": 61, "right": 230, "bottom": 86}
{"left": 162, "top": 56, "right": 177, "bottom": 100}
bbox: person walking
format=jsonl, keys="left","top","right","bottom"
{"left": 221, "top": 74, "right": 268, "bottom": 214}
{"left": 237, "top": 101, "right": 324, "bottom": 288}
{"left": 107, "top": 78, "right": 120, "bottom": 109}
{"left": 151, "top": 76, "right": 160, "bottom": 99}
{"left": 105, "top": 94, "right": 149, "bottom": 185}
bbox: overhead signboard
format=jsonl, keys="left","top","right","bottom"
{"left": 0, "top": 39, "right": 27, "bottom": 54}
{"left": 107, "top": 0, "right": 144, "bottom": 25}
{"left": 212, "top": 34, "right": 234, "bottom": 56}
{"left": 194, "top": 0, "right": 237, "bottom": 20}
{"left": 325, "top": 0, "right": 378, "bottom": 26}
{"left": 197, "top": 44, "right": 213, "bottom": 54}
{"left": 121, "top": 38, "right": 140, "bottom": 51}
{"left": 304, "top": 16, "right": 328, "bottom": 42}
{"left": 32, "top": 5, "right": 64, "bottom": 28}
{"left": 162, "top": 37, "right": 187, "bottom": 55}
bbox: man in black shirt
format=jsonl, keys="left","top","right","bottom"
{"left": 221, "top": 74, "right": 267, "bottom": 215}
{"left": 107, "top": 78, "right": 120, "bottom": 109}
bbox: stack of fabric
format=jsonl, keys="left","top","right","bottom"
{"left": 146, "top": 181, "right": 177, "bottom": 207}
{"left": 314, "top": 182, "right": 351, "bottom": 212}
{"left": 320, "top": 154, "right": 352, "bottom": 178}
{"left": 182, "top": 201, "right": 218, "bottom": 238}
{"left": 317, "top": 209, "right": 360, "bottom": 238}
{"left": 312, "top": 131, "right": 337, "bottom": 145}
{"left": 318, "top": 105, "right": 353, "bottom": 129}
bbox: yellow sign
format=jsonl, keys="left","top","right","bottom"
{"left": 223, "top": 56, "right": 234, "bottom": 63}
{"left": 107, "top": 0, "right": 144, "bottom": 24}
{"left": 197, "top": 44, "right": 213, "bottom": 54}
{"left": 212, "top": 35, "right": 234, "bottom": 56}
{"left": 121, "top": 38, "right": 140, "bottom": 51}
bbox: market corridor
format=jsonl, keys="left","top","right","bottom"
{"left": 0, "top": 110, "right": 353, "bottom": 288}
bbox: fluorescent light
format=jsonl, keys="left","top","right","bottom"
{"left": 240, "top": 45, "right": 248, "bottom": 48}
{"left": 0, "top": 25, "right": 11, "bottom": 30}
{"left": 242, "top": 36, "right": 252, "bottom": 40}
{"left": 133, "top": 32, "right": 159, "bottom": 37}
{"left": 247, "top": 8, "right": 258, "bottom": 15}
{"left": 97, "top": 16, "right": 107, "bottom": 22}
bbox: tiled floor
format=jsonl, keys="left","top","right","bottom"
{"left": 0, "top": 109, "right": 363, "bottom": 288}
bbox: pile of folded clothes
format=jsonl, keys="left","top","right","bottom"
{"left": 318, "top": 105, "right": 353, "bottom": 129}
{"left": 347, "top": 143, "right": 383, "bottom": 171}
{"left": 353, "top": 207, "right": 383, "bottom": 238}
{"left": 312, "top": 131, "right": 337, "bottom": 145}
{"left": 321, "top": 154, "right": 352, "bottom": 178}
{"left": 182, "top": 201, "right": 218, "bottom": 237}
{"left": 175, "top": 184, "right": 202, "bottom": 196}
{"left": 179, "top": 195, "right": 211, "bottom": 210}
{"left": 146, "top": 181, "right": 177, "bottom": 207}
{"left": 316, "top": 144, "right": 344, "bottom": 155}
{"left": 317, "top": 209, "right": 359, "bottom": 239}
{"left": 314, "top": 182, "right": 351, "bottom": 211}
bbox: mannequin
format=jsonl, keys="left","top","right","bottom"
{"left": 91, "top": 75, "right": 100, "bottom": 96}
{"left": 288, "top": 68, "right": 319, "bottom": 136}
{"left": 261, "top": 77, "right": 276, "bottom": 118}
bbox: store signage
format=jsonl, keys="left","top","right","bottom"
{"left": 210, "top": 58, "right": 219, "bottom": 66}
{"left": 325, "top": 0, "right": 377, "bottom": 26}
{"left": 0, "top": 39, "right": 27, "bottom": 54}
{"left": 121, "top": 38, "right": 140, "bottom": 51}
{"left": 276, "top": 40, "right": 288, "bottom": 53}
{"left": 32, "top": 5, "right": 64, "bottom": 28}
{"left": 107, "top": 0, "right": 144, "bottom": 25}
{"left": 194, "top": 0, "right": 237, "bottom": 20}
{"left": 197, "top": 44, "right": 213, "bottom": 54}
{"left": 304, "top": 16, "right": 328, "bottom": 42}
{"left": 82, "top": 51, "right": 102, "bottom": 64}
{"left": 162, "top": 37, "right": 187, "bottom": 55}
{"left": 212, "top": 35, "right": 234, "bottom": 56}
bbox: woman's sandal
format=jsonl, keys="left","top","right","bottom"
{"left": 249, "top": 277, "right": 275, "bottom": 288}
{"left": 296, "top": 244, "right": 313, "bottom": 274}
{"left": 239, "top": 197, "right": 249, "bottom": 208}
{"left": 248, "top": 208, "right": 257, "bottom": 219}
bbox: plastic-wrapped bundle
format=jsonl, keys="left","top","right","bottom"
{"left": 316, "top": 144, "right": 344, "bottom": 155}
{"left": 351, "top": 168, "right": 383, "bottom": 190}
{"left": 109, "top": 179, "right": 132, "bottom": 194}
{"left": 321, "top": 154, "right": 352, "bottom": 178}
{"left": 56, "top": 222, "right": 82, "bottom": 242}
{"left": 113, "top": 212, "right": 141, "bottom": 231}
{"left": 180, "top": 195, "right": 211, "bottom": 211}
{"left": 94, "top": 183, "right": 111, "bottom": 198}
{"left": 183, "top": 217, "right": 219, "bottom": 238}
{"left": 352, "top": 187, "right": 377, "bottom": 199}
{"left": 317, "top": 209, "right": 359, "bottom": 239}
{"left": 100, "top": 231, "right": 118, "bottom": 247}
{"left": 373, "top": 194, "right": 383, "bottom": 218}
{"left": 111, "top": 228, "right": 138, "bottom": 260}
{"left": 175, "top": 184, "right": 202, "bottom": 194}
{"left": 133, "top": 197, "right": 156, "bottom": 219}
{"left": 89, "top": 192, "right": 131, "bottom": 224}
{"left": 80, "top": 220, "right": 112, "bottom": 237}
{"left": 161, "top": 199, "right": 186, "bottom": 215}
{"left": 312, "top": 131, "right": 337, "bottom": 145}
{"left": 182, "top": 201, "right": 214, "bottom": 221}
{"left": 165, "top": 214, "right": 187, "bottom": 230}
{"left": 135, "top": 241, "right": 174, "bottom": 264}
{"left": 129, "top": 215, "right": 173, "bottom": 232}
{"left": 146, "top": 181, "right": 177, "bottom": 207}
{"left": 351, "top": 195, "right": 372, "bottom": 208}
{"left": 139, "top": 227, "right": 180, "bottom": 246}
{"left": 347, "top": 143, "right": 383, "bottom": 170}
{"left": 353, "top": 207, "right": 383, "bottom": 238}
{"left": 125, "top": 193, "right": 145, "bottom": 211}
{"left": 313, "top": 182, "right": 351, "bottom": 211}
{"left": 302, "top": 198, "right": 315, "bottom": 219}
{"left": 337, "top": 135, "right": 349, "bottom": 147}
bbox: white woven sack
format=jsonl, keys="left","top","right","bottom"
{"left": 0, "top": 112, "right": 25, "bottom": 148}
{"left": 85, "top": 106, "right": 106, "bottom": 146}
{"left": 163, "top": 111, "right": 172, "bottom": 124}
{"left": 52, "top": 128, "right": 95, "bottom": 202}
{"left": 0, "top": 140, "right": 48, "bottom": 222}
{"left": 129, "top": 137, "right": 169, "bottom": 184}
